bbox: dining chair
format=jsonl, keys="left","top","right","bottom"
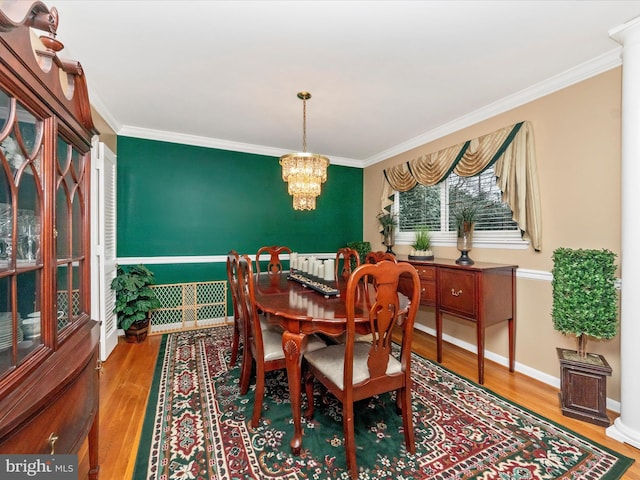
{"left": 303, "top": 260, "right": 420, "bottom": 479}
{"left": 256, "top": 245, "right": 292, "bottom": 274}
{"left": 335, "top": 247, "right": 360, "bottom": 280}
{"left": 236, "top": 254, "right": 326, "bottom": 427}
{"left": 364, "top": 250, "right": 397, "bottom": 264}
{"left": 226, "top": 250, "right": 244, "bottom": 368}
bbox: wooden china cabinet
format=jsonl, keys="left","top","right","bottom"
{"left": 0, "top": 3, "right": 100, "bottom": 478}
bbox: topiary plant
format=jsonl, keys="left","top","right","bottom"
{"left": 551, "top": 248, "right": 618, "bottom": 357}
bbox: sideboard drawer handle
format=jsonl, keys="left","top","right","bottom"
{"left": 48, "top": 432, "right": 58, "bottom": 454}
{"left": 451, "top": 288, "right": 462, "bottom": 297}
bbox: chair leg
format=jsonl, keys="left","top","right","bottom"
{"left": 229, "top": 321, "right": 240, "bottom": 367}
{"left": 342, "top": 401, "right": 358, "bottom": 479}
{"left": 239, "top": 350, "right": 252, "bottom": 396}
{"left": 399, "top": 385, "right": 415, "bottom": 454}
{"left": 251, "top": 362, "right": 266, "bottom": 427}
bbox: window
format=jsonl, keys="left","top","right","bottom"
{"left": 395, "top": 165, "right": 528, "bottom": 249}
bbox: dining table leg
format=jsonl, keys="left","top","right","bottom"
{"left": 282, "top": 329, "right": 305, "bottom": 454}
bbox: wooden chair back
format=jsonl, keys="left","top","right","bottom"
{"left": 256, "top": 245, "right": 292, "bottom": 274}
{"left": 303, "top": 260, "right": 420, "bottom": 478}
{"left": 236, "top": 254, "right": 287, "bottom": 426}
{"left": 226, "top": 250, "right": 243, "bottom": 367}
{"left": 364, "top": 250, "right": 397, "bottom": 264}
{"left": 363, "top": 251, "right": 397, "bottom": 287}
{"left": 335, "top": 247, "right": 360, "bottom": 280}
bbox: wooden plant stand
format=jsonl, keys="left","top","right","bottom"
{"left": 557, "top": 348, "right": 612, "bottom": 426}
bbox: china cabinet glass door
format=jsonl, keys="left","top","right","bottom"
{"left": 56, "top": 136, "right": 88, "bottom": 336}
{"left": 0, "top": 87, "right": 45, "bottom": 375}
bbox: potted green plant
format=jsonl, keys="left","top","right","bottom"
{"left": 453, "top": 204, "right": 478, "bottom": 265}
{"left": 377, "top": 212, "right": 397, "bottom": 254}
{"left": 551, "top": 247, "right": 618, "bottom": 426}
{"left": 409, "top": 226, "right": 433, "bottom": 260}
{"left": 111, "top": 264, "right": 162, "bottom": 343}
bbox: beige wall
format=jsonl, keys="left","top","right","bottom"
{"left": 364, "top": 68, "right": 623, "bottom": 401}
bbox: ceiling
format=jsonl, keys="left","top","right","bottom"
{"left": 46, "top": 1, "right": 640, "bottom": 167}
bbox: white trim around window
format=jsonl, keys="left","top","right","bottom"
{"left": 395, "top": 230, "right": 530, "bottom": 250}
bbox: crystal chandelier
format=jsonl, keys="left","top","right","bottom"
{"left": 280, "top": 91, "right": 329, "bottom": 211}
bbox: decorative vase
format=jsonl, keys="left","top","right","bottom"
{"left": 382, "top": 225, "right": 395, "bottom": 255}
{"left": 456, "top": 222, "right": 475, "bottom": 265}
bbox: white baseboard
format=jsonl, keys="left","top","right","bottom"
{"left": 413, "top": 323, "right": 621, "bottom": 414}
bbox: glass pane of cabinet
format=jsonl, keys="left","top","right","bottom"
{"left": 17, "top": 270, "right": 41, "bottom": 362}
{"left": 56, "top": 136, "right": 88, "bottom": 334}
{"left": 0, "top": 87, "right": 44, "bottom": 377}
{"left": 0, "top": 276, "right": 13, "bottom": 374}
{"left": 56, "top": 264, "right": 69, "bottom": 331}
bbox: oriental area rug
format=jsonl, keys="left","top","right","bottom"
{"left": 133, "top": 327, "right": 634, "bottom": 480}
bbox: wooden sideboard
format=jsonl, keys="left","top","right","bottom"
{"left": 399, "top": 257, "right": 517, "bottom": 384}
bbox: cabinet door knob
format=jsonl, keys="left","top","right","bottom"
{"left": 451, "top": 288, "right": 462, "bottom": 297}
{"left": 48, "top": 432, "right": 58, "bottom": 454}
{"left": 95, "top": 360, "right": 104, "bottom": 375}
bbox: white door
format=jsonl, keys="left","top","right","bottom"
{"left": 91, "top": 140, "right": 118, "bottom": 361}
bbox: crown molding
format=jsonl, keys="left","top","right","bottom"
{"left": 116, "top": 125, "right": 362, "bottom": 168}
{"left": 91, "top": 48, "right": 622, "bottom": 170}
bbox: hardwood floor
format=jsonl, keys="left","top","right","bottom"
{"left": 80, "top": 328, "right": 640, "bottom": 479}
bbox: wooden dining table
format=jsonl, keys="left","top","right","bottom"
{"left": 252, "top": 270, "right": 409, "bottom": 454}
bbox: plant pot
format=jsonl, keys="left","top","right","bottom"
{"left": 409, "top": 249, "right": 434, "bottom": 261}
{"left": 125, "top": 317, "right": 150, "bottom": 343}
{"left": 557, "top": 348, "right": 612, "bottom": 426}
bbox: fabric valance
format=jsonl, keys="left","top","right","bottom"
{"left": 382, "top": 121, "right": 542, "bottom": 251}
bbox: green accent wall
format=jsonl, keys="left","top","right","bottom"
{"left": 116, "top": 136, "right": 363, "bottom": 284}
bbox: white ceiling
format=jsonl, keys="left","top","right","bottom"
{"left": 48, "top": 1, "right": 640, "bottom": 167}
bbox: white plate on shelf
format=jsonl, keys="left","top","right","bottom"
{"left": 0, "top": 328, "right": 23, "bottom": 350}
{"left": 16, "top": 259, "right": 36, "bottom": 266}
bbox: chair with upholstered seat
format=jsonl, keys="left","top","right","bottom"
{"left": 364, "top": 250, "right": 397, "bottom": 264}
{"left": 236, "top": 254, "right": 326, "bottom": 427}
{"left": 303, "top": 260, "right": 420, "bottom": 479}
{"left": 226, "top": 250, "right": 245, "bottom": 368}
{"left": 256, "top": 245, "right": 292, "bottom": 274}
{"left": 363, "top": 251, "right": 397, "bottom": 288}
{"left": 335, "top": 247, "right": 360, "bottom": 280}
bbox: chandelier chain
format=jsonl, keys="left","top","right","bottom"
{"left": 302, "top": 96, "right": 307, "bottom": 152}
